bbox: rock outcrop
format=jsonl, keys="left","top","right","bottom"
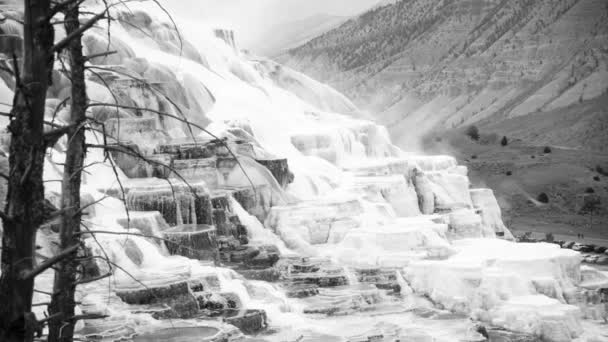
{"left": 163, "top": 224, "right": 218, "bottom": 261}
{"left": 116, "top": 281, "right": 200, "bottom": 319}
{"left": 126, "top": 185, "right": 213, "bottom": 226}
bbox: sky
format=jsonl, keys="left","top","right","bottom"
{"left": 163, "top": 0, "right": 380, "bottom": 48}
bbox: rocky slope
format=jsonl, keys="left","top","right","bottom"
{"left": 280, "top": 0, "right": 608, "bottom": 151}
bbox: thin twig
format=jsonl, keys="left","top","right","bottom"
{"left": 84, "top": 50, "right": 117, "bottom": 62}
{"left": 21, "top": 244, "right": 81, "bottom": 281}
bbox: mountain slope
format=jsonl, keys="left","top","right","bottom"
{"left": 279, "top": 0, "right": 608, "bottom": 151}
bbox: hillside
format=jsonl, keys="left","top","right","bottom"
{"left": 280, "top": 0, "right": 608, "bottom": 151}
{"left": 423, "top": 115, "right": 608, "bottom": 241}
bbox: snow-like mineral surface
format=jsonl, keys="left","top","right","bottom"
{"left": 1, "top": 2, "right": 606, "bottom": 341}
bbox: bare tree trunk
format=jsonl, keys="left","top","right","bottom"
{"left": 47, "top": 2, "right": 87, "bottom": 341}
{"left": 0, "top": 1, "right": 54, "bottom": 341}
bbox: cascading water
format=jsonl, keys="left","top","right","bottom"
{"left": 1, "top": 1, "right": 607, "bottom": 341}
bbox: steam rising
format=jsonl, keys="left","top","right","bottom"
{"left": 160, "top": 0, "right": 380, "bottom": 53}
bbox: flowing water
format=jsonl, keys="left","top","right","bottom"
{"left": 1, "top": 1, "right": 607, "bottom": 341}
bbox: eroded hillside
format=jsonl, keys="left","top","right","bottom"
{"left": 281, "top": 0, "right": 608, "bottom": 150}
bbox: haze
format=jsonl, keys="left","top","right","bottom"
{"left": 162, "top": 0, "right": 380, "bottom": 50}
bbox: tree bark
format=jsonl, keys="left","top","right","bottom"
{"left": 47, "top": 2, "right": 88, "bottom": 342}
{"left": 0, "top": 1, "right": 54, "bottom": 341}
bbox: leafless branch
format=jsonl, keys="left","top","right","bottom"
{"left": 67, "top": 313, "right": 109, "bottom": 322}
{"left": 44, "top": 206, "right": 76, "bottom": 223}
{"left": 32, "top": 302, "right": 51, "bottom": 307}
{"left": 37, "top": 313, "right": 63, "bottom": 325}
{"left": 84, "top": 50, "right": 117, "bottom": 62}
{"left": 49, "top": 96, "right": 71, "bottom": 127}
{"left": 74, "top": 272, "right": 112, "bottom": 285}
{"left": 20, "top": 244, "right": 81, "bottom": 281}
{"left": 44, "top": 123, "right": 77, "bottom": 148}
{"left": 150, "top": 0, "right": 183, "bottom": 58}
{"left": 34, "top": 289, "right": 53, "bottom": 296}
{"left": 52, "top": 11, "right": 108, "bottom": 53}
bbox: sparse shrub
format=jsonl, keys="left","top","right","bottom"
{"left": 531, "top": 155, "right": 536, "bottom": 159}
{"left": 506, "top": 171, "right": 513, "bottom": 176}
{"left": 579, "top": 194, "right": 601, "bottom": 229}
{"left": 596, "top": 165, "right": 608, "bottom": 176}
{"left": 520, "top": 232, "right": 533, "bottom": 242}
{"left": 543, "top": 146, "right": 552, "bottom": 154}
{"left": 537, "top": 192, "right": 549, "bottom": 204}
{"left": 435, "top": 136, "right": 442, "bottom": 142}
{"left": 545, "top": 233, "right": 555, "bottom": 243}
{"left": 501, "top": 136, "right": 508, "bottom": 146}
{"left": 580, "top": 194, "right": 601, "bottom": 215}
{"left": 585, "top": 187, "right": 595, "bottom": 194}
{"left": 594, "top": 176, "right": 600, "bottom": 181}
{"left": 471, "top": 155, "right": 478, "bottom": 160}
{"left": 465, "top": 125, "right": 480, "bottom": 141}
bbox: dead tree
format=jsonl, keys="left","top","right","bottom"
{"left": 43, "top": 1, "right": 223, "bottom": 340}
{"left": 0, "top": 1, "right": 256, "bottom": 340}
{"left": 0, "top": 0, "right": 210, "bottom": 340}
{"left": 47, "top": 1, "right": 89, "bottom": 341}
{"left": 0, "top": 1, "right": 55, "bottom": 341}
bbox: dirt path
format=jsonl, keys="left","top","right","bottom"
{"left": 510, "top": 216, "right": 608, "bottom": 246}
{"left": 511, "top": 228, "right": 608, "bottom": 247}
